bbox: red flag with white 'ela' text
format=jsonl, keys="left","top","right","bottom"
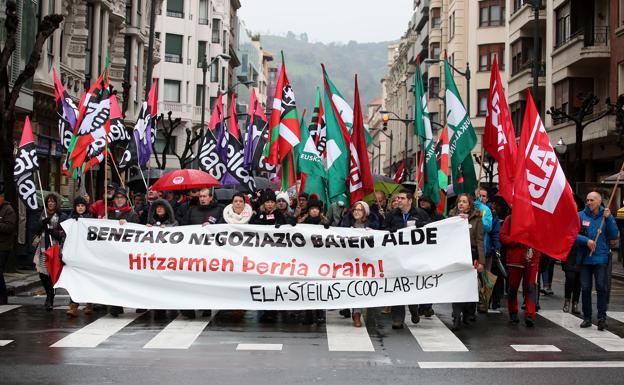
{"left": 510, "top": 90, "right": 579, "bottom": 260}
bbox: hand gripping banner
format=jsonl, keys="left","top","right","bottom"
{"left": 58, "top": 217, "right": 478, "bottom": 310}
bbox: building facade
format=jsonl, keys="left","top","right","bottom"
{"left": 384, "top": 0, "right": 623, "bottom": 187}
{"left": 152, "top": 0, "right": 241, "bottom": 167}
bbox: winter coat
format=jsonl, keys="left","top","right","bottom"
{"left": 575, "top": 206, "right": 619, "bottom": 265}
{"left": 339, "top": 211, "right": 380, "bottom": 229}
{"left": 183, "top": 201, "right": 223, "bottom": 225}
{"left": 107, "top": 204, "right": 140, "bottom": 223}
{"left": 450, "top": 207, "right": 485, "bottom": 265}
{"left": 34, "top": 210, "right": 67, "bottom": 275}
{"left": 487, "top": 213, "right": 502, "bottom": 257}
{"left": 70, "top": 210, "right": 94, "bottom": 220}
{"left": 222, "top": 203, "right": 253, "bottom": 224}
{"left": 89, "top": 199, "right": 106, "bottom": 218}
{"left": 384, "top": 206, "right": 430, "bottom": 232}
{"left": 475, "top": 200, "right": 493, "bottom": 254}
{"left": 500, "top": 216, "right": 541, "bottom": 267}
{"left": 146, "top": 199, "right": 178, "bottom": 227}
{"left": 250, "top": 209, "right": 287, "bottom": 226}
{"left": 300, "top": 213, "right": 328, "bottom": 226}
{"left": 0, "top": 202, "right": 16, "bottom": 251}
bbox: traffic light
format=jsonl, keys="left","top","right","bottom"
{"left": 382, "top": 114, "right": 389, "bottom": 130}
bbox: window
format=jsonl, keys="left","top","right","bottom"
{"left": 166, "top": 0, "right": 184, "bottom": 18}
{"left": 197, "top": 41, "right": 206, "bottom": 68}
{"left": 428, "top": 77, "right": 440, "bottom": 99}
{"left": 431, "top": 8, "right": 441, "bottom": 28}
{"left": 210, "top": 96, "right": 218, "bottom": 111}
{"left": 477, "top": 89, "right": 489, "bottom": 116}
{"left": 195, "top": 85, "right": 205, "bottom": 107}
{"left": 511, "top": 37, "right": 540, "bottom": 75}
{"left": 210, "top": 62, "right": 219, "bottom": 83}
{"left": 479, "top": 0, "right": 505, "bottom": 27}
{"left": 165, "top": 33, "right": 183, "bottom": 63}
{"left": 212, "top": 19, "right": 221, "bottom": 43}
{"left": 163, "top": 80, "right": 181, "bottom": 102}
{"left": 430, "top": 112, "right": 439, "bottom": 126}
{"left": 199, "top": 0, "right": 209, "bottom": 25}
{"left": 430, "top": 42, "right": 441, "bottom": 60}
{"left": 553, "top": 78, "right": 594, "bottom": 123}
{"left": 154, "top": 131, "right": 177, "bottom": 155}
{"left": 509, "top": 101, "right": 525, "bottom": 136}
{"left": 221, "top": 66, "right": 226, "bottom": 91}
{"left": 555, "top": 2, "right": 571, "bottom": 48}
{"left": 478, "top": 44, "right": 505, "bottom": 71}
{"left": 223, "top": 31, "right": 227, "bottom": 53}
{"left": 619, "top": 61, "right": 624, "bottom": 96}
{"left": 448, "top": 12, "right": 455, "bottom": 40}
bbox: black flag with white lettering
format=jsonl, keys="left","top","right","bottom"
{"left": 13, "top": 117, "right": 39, "bottom": 210}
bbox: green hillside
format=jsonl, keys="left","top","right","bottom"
{"left": 260, "top": 33, "right": 392, "bottom": 118}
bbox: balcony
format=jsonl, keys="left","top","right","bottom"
{"left": 414, "top": 1, "right": 429, "bottom": 32}
{"left": 164, "top": 54, "right": 182, "bottom": 63}
{"left": 552, "top": 26, "right": 610, "bottom": 72}
{"left": 509, "top": 2, "right": 546, "bottom": 37}
{"left": 160, "top": 102, "right": 193, "bottom": 121}
{"left": 508, "top": 60, "right": 546, "bottom": 95}
{"left": 166, "top": 10, "right": 184, "bottom": 19}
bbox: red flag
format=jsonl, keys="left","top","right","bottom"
{"left": 484, "top": 55, "right": 517, "bottom": 205}
{"left": 416, "top": 151, "right": 424, "bottom": 189}
{"left": 348, "top": 76, "right": 374, "bottom": 204}
{"left": 393, "top": 160, "right": 405, "bottom": 183}
{"left": 44, "top": 244, "right": 62, "bottom": 285}
{"left": 208, "top": 92, "right": 224, "bottom": 131}
{"left": 228, "top": 92, "right": 241, "bottom": 140}
{"left": 510, "top": 90, "right": 580, "bottom": 260}
{"left": 436, "top": 126, "right": 450, "bottom": 215}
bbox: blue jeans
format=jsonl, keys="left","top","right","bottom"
{"left": 580, "top": 264, "right": 608, "bottom": 321}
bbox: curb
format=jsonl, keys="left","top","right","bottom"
{"left": 5, "top": 272, "right": 42, "bottom": 296}
{"left": 613, "top": 272, "right": 624, "bottom": 282}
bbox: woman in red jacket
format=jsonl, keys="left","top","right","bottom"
{"left": 500, "top": 216, "right": 541, "bottom": 327}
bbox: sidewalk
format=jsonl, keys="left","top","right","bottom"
{"left": 613, "top": 256, "right": 624, "bottom": 282}
{"left": 4, "top": 270, "right": 42, "bottom": 296}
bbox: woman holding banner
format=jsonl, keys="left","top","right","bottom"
{"left": 340, "top": 201, "right": 379, "bottom": 327}
{"left": 66, "top": 196, "right": 94, "bottom": 318}
{"left": 448, "top": 194, "right": 485, "bottom": 332}
{"left": 34, "top": 193, "right": 67, "bottom": 311}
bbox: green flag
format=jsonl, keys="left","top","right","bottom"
{"left": 444, "top": 59, "right": 477, "bottom": 195}
{"left": 414, "top": 57, "right": 440, "bottom": 203}
{"left": 322, "top": 65, "right": 350, "bottom": 205}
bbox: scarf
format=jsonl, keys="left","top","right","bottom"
{"left": 223, "top": 203, "right": 253, "bottom": 224}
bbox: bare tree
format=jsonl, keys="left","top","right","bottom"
{"left": 0, "top": 2, "right": 63, "bottom": 204}
{"left": 548, "top": 94, "right": 612, "bottom": 188}
{"left": 150, "top": 111, "right": 202, "bottom": 170}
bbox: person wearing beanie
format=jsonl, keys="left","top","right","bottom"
{"left": 89, "top": 182, "right": 119, "bottom": 218}
{"left": 294, "top": 192, "right": 309, "bottom": 218}
{"left": 297, "top": 199, "right": 328, "bottom": 226}
{"left": 250, "top": 190, "right": 286, "bottom": 226}
{"left": 276, "top": 192, "right": 295, "bottom": 223}
{"left": 66, "top": 196, "right": 95, "bottom": 317}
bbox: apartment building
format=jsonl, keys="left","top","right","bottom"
{"left": 153, "top": 0, "right": 240, "bottom": 166}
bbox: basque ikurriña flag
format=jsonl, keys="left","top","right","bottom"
{"left": 13, "top": 116, "right": 39, "bottom": 210}
{"left": 263, "top": 56, "right": 301, "bottom": 190}
{"left": 484, "top": 55, "right": 517, "bottom": 205}
{"left": 510, "top": 90, "right": 580, "bottom": 260}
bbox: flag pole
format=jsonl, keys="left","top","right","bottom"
{"left": 590, "top": 160, "right": 624, "bottom": 255}
{"left": 35, "top": 170, "right": 53, "bottom": 245}
{"left": 476, "top": 135, "right": 485, "bottom": 192}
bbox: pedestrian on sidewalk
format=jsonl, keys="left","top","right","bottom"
{"left": 562, "top": 245, "right": 581, "bottom": 315}
{"left": 500, "top": 214, "right": 541, "bottom": 327}
{"left": 0, "top": 192, "right": 16, "bottom": 305}
{"left": 34, "top": 193, "right": 66, "bottom": 311}
{"left": 384, "top": 189, "right": 430, "bottom": 329}
{"left": 576, "top": 191, "right": 619, "bottom": 331}
{"left": 449, "top": 194, "right": 485, "bottom": 331}
{"left": 66, "top": 196, "right": 94, "bottom": 317}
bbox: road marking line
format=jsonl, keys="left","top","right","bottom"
{"left": 419, "top": 361, "right": 624, "bottom": 369}
{"left": 236, "top": 343, "right": 283, "bottom": 351}
{"left": 325, "top": 311, "right": 374, "bottom": 352}
{"left": 609, "top": 312, "right": 624, "bottom": 324}
{"left": 405, "top": 315, "right": 468, "bottom": 352}
{"left": 511, "top": 344, "right": 561, "bottom": 352}
{"left": 51, "top": 313, "right": 141, "bottom": 348}
{"left": 0, "top": 340, "right": 13, "bottom": 346}
{"left": 488, "top": 309, "right": 501, "bottom": 314}
{"left": 540, "top": 310, "right": 624, "bottom": 352}
{"left": 144, "top": 315, "right": 209, "bottom": 349}
{"left": 0, "top": 305, "right": 20, "bottom": 315}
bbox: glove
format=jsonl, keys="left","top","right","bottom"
{"left": 323, "top": 223, "right": 330, "bottom": 229}
{"left": 42, "top": 217, "right": 51, "bottom": 226}
{"left": 275, "top": 223, "right": 282, "bottom": 229}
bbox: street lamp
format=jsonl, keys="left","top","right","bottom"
{"left": 424, "top": 58, "right": 471, "bottom": 114}
{"left": 555, "top": 137, "right": 567, "bottom": 155}
{"left": 381, "top": 110, "right": 412, "bottom": 181}
{"left": 369, "top": 142, "right": 381, "bottom": 174}
{"left": 378, "top": 123, "right": 394, "bottom": 176}
{"left": 227, "top": 80, "right": 255, "bottom": 95}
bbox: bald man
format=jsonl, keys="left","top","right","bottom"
{"left": 575, "top": 191, "right": 619, "bottom": 330}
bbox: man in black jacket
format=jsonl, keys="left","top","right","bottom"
{"left": 384, "top": 189, "right": 431, "bottom": 329}
{"left": 183, "top": 188, "right": 223, "bottom": 226}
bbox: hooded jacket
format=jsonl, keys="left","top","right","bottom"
{"left": 146, "top": 199, "right": 178, "bottom": 227}
{"left": 575, "top": 206, "right": 619, "bottom": 265}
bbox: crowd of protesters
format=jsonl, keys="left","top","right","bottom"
{"left": 0, "top": 182, "right": 620, "bottom": 333}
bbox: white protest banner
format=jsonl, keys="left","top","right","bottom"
{"left": 57, "top": 217, "right": 478, "bottom": 310}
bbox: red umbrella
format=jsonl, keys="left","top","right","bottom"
{"left": 149, "top": 169, "right": 221, "bottom": 191}
{"left": 44, "top": 244, "right": 62, "bottom": 285}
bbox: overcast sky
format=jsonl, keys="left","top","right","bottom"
{"left": 238, "top": 0, "right": 413, "bottom": 43}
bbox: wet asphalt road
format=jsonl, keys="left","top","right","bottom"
{"left": 1, "top": 269, "right": 624, "bottom": 385}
